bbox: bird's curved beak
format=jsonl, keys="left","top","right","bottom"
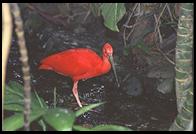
{"left": 109, "top": 54, "right": 120, "bottom": 87}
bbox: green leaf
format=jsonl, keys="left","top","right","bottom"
{"left": 100, "top": 3, "right": 126, "bottom": 32}
{"left": 73, "top": 125, "right": 91, "bottom": 131}
{"left": 8, "top": 81, "right": 24, "bottom": 95}
{"left": 43, "top": 108, "right": 75, "bottom": 131}
{"left": 32, "top": 89, "right": 48, "bottom": 109}
{"left": 3, "top": 109, "right": 45, "bottom": 131}
{"left": 4, "top": 102, "right": 24, "bottom": 112}
{"left": 4, "top": 81, "right": 47, "bottom": 112}
{"left": 73, "top": 125, "right": 132, "bottom": 131}
{"left": 4, "top": 82, "right": 24, "bottom": 111}
{"left": 91, "top": 125, "right": 132, "bottom": 131}
{"left": 75, "top": 102, "right": 104, "bottom": 117}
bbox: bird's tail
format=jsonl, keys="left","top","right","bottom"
{"left": 39, "top": 64, "right": 53, "bottom": 70}
{"left": 39, "top": 55, "right": 58, "bottom": 70}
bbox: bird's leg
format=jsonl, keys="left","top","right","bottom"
{"left": 72, "top": 81, "right": 83, "bottom": 107}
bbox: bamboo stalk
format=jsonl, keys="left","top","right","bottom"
{"left": 10, "top": 3, "right": 31, "bottom": 131}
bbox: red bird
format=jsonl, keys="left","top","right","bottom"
{"left": 39, "top": 43, "right": 119, "bottom": 107}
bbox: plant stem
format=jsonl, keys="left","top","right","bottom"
{"left": 54, "top": 87, "right": 57, "bottom": 108}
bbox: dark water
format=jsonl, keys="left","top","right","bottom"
{"left": 5, "top": 7, "right": 177, "bottom": 130}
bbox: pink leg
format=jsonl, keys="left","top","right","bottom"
{"left": 72, "top": 81, "right": 82, "bottom": 107}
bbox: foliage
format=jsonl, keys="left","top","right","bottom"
{"left": 90, "top": 3, "right": 102, "bottom": 17}
{"left": 134, "top": 41, "right": 152, "bottom": 54}
{"left": 4, "top": 81, "right": 47, "bottom": 112}
{"left": 3, "top": 81, "right": 132, "bottom": 131}
{"left": 91, "top": 3, "right": 126, "bottom": 32}
{"left": 43, "top": 108, "right": 75, "bottom": 131}
{"left": 3, "top": 110, "right": 45, "bottom": 131}
{"left": 75, "top": 102, "right": 104, "bottom": 117}
{"left": 73, "top": 125, "right": 132, "bottom": 131}
{"left": 169, "top": 3, "right": 193, "bottom": 131}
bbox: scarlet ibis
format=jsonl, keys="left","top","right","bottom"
{"left": 39, "top": 43, "right": 120, "bottom": 107}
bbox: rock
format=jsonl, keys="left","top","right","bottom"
{"left": 81, "top": 82, "right": 105, "bottom": 103}
{"left": 123, "top": 77, "right": 143, "bottom": 96}
{"left": 39, "top": 29, "right": 102, "bottom": 57}
{"left": 147, "top": 66, "right": 175, "bottom": 79}
{"left": 74, "top": 25, "right": 86, "bottom": 34}
{"left": 128, "top": 15, "right": 155, "bottom": 47}
{"left": 157, "top": 78, "right": 174, "bottom": 94}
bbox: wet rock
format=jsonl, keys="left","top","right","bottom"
{"left": 39, "top": 28, "right": 104, "bottom": 57}
{"left": 24, "top": 12, "right": 46, "bottom": 34}
{"left": 150, "top": 116, "right": 158, "bottom": 121}
{"left": 157, "top": 78, "right": 174, "bottom": 94}
{"left": 73, "top": 25, "right": 86, "bottom": 34}
{"left": 123, "top": 77, "right": 143, "bottom": 96}
{"left": 81, "top": 82, "right": 105, "bottom": 103}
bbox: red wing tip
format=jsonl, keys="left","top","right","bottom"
{"left": 39, "top": 64, "right": 53, "bottom": 70}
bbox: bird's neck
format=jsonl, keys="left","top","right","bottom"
{"left": 101, "top": 55, "right": 111, "bottom": 73}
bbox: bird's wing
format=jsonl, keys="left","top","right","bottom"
{"left": 58, "top": 49, "right": 102, "bottom": 75}
{"left": 39, "top": 48, "right": 103, "bottom": 80}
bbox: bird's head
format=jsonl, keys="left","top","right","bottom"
{"left": 102, "top": 43, "right": 120, "bottom": 87}
{"left": 103, "top": 43, "right": 113, "bottom": 58}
